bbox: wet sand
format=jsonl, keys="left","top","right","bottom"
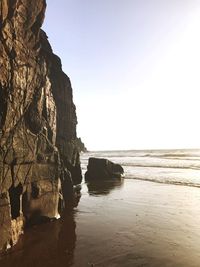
{"left": 1, "top": 179, "right": 200, "bottom": 267}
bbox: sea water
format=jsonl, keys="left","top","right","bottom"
{"left": 2, "top": 149, "right": 200, "bottom": 267}
{"left": 81, "top": 149, "right": 200, "bottom": 187}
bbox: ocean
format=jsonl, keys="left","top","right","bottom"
{"left": 2, "top": 149, "right": 200, "bottom": 266}
{"left": 81, "top": 149, "right": 200, "bottom": 187}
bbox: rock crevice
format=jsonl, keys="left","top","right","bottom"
{"left": 0, "top": 0, "right": 82, "bottom": 251}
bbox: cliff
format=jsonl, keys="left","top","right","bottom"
{"left": 0, "top": 0, "right": 82, "bottom": 251}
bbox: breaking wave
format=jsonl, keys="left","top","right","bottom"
{"left": 81, "top": 149, "right": 200, "bottom": 188}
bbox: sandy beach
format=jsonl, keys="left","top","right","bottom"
{"left": 1, "top": 179, "right": 200, "bottom": 267}
{"left": 1, "top": 0, "right": 199, "bottom": 265}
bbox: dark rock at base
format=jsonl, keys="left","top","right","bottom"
{"left": 0, "top": 0, "right": 82, "bottom": 251}
{"left": 85, "top": 157, "right": 124, "bottom": 181}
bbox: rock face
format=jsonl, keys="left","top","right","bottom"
{"left": 75, "top": 137, "right": 87, "bottom": 153}
{"left": 0, "top": 0, "right": 82, "bottom": 251}
{"left": 85, "top": 158, "right": 124, "bottom": 181}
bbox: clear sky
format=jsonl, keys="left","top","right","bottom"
{"left": 43, "top": 0, "right": 200, "bottom": 151}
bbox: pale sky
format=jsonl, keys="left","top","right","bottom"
{"left": 43, "top": 0, "right": 200, "bottom": 151}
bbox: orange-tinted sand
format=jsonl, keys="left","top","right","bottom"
{"left": 1, "top": 179, "right": 200, "bottom": 267}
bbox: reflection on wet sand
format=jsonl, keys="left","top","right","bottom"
{"left": 86, "top": 179, "right": 124, "bottom": 196}
{"left": 0, "top": 180, "right": 124, "bottom": 267}
{"left": 2, "top": 179, "right": 200, "bottom": 267}
{"left": 57, "top": 212, "right": 76, "bottom": 266}
{"left": 0, "top": 209, "right": 77, "bottom": 267}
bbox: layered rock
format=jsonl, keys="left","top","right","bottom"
{"left": 0, "top": 0, "right": 82, "bottom": 251}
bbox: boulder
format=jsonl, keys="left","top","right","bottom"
{"left": 85, "top": 157, "right": 124, "bottom": 181}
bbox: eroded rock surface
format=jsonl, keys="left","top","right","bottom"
{"left": 0, "top": 0, "right": 82, "bottom": 251}
{"left": 85, "top": 157, "right": 124, "bottom": 181}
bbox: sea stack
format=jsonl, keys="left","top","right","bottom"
{"left": 0, "top": 0, "right": 82, "bottom": 251}
{"left": 85, "top": 157, "right": 124, "bottom": 180}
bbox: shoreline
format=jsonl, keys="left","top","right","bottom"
{"left": 125, "top": 176, "right": 200, "bottom": 189}
{"left": 1, "top": 179, "right": 200, "bottom": 267}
